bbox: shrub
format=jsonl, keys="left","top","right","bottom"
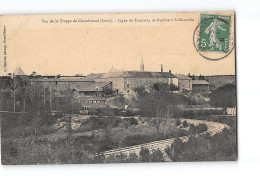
{"left": 124, "top": 117, "right": 138, "bottom": 126}
{"left": 127, "top": 152, "right": 139, "bottom": 163}
{"left": 133, "top": 87, "right": 147, "bottom": 95}
{"left": 122, "top": 135, "right": 151, "bottom": 147}
{"left": 182, "top": 120, "right": 188, "bottom": 128}
{"left": 106, "top": 153, "right": 128, "bottom": 163}
{"left": 150, "top": 149, "right": 164, "bottom": 162}
{"left": 175, "top": 119, "right": 181, "bottom": 126}
{"left": 139, "top": 147, "right": 150, "bottom": 162}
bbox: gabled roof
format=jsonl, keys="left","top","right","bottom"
{"left": 30, "top": 77, "right": 94, "bottom": 82}
{"left": 97, "top": 71, "right": 175, "bottom": 79}
{"left": 14, "top": 67, "right": 26, "bottom": 75}
{"left": 83, "top": 73, "right": 104, "bottom": 81}
{"left": 76, "top": 82, "right": 111, "bottom": 92}
{"left": 192, "top": 80, "right": 210, "bottom": 85}
{"left": 174, "top": 74, "right": 192, "bottom": 80}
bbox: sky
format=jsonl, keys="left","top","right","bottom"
{"left": 0, "top": 12, "right": 235, "bottom": 76}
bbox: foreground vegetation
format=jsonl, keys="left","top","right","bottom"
{"left": 1, "top": 78, "right": 237, "bottom": 164}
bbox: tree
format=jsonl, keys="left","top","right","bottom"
{"left": 139, "top": 147, "right": 150, "bottom": 162}
{"left": 133, "top": 86, "right": 147, "bottom": 95}
{"left": 165, "top": 138, "right": 183, "bottom": 161}
{"left": 155, "top": 106, "right": 166, "bottom": 137}
{"left": 199, "top": 74, "right": 205, "bottom": 80}
{"left": 127, "top": 152, "right": 139, "bottom": 163}
{"left": 150, "top": 149, "right": 164, "bottom": 162}
{"left": 152, "top": 83, "right": 170, "bottom": 91}
{"left": 169, "top": 83, "right": 178, "bottom": 91}
{"left": 192, "top": 74, "right": 196, "bottom": 80}
{"left": 102, "top": 86, "right": 114, "bottom": 96}
{"left": 9, "top": 77, "right": 26, "bottom": 112}
{"left": 210, "top": 84, "right": 236, "bottom": 114}
{"left": 135, "top": 91, "right": 189, "bottom": 117}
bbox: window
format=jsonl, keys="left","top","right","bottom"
{"left": 127, "top": 90, "right": 130, "bottom": 94}
{"left": 127, "top": 84, "right": 130, "bottom": 88}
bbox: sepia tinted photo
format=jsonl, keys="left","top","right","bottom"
{"left": 0, "top": 12, "right": 237, "bottom": 165}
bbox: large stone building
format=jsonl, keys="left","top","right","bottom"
{"left": 95, "top": 70, "right": 175, "bottom": 94}
{"left": 85, "top": 61, "right": 196, "bottom": 93}
{"left": 85, "top": 63, "right": 176, "bottom": 94}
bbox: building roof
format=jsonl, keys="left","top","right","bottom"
{"left": 78, "top": 96, "right": 106, "bottom": 101}
{"left": 174, "top": 74, "right": 192, "bottom": 80}
{"left": 192, "top": 80, "right": 210, "bottom": 85}
{"left": 83, "top": 73, "right": 104, "bottom": 81}
{"left": 30, "top": 77, "right": 94, "bottom": 82}
{"left": 76, "top": 82, "right": 111, "bottom": 92}
{"left": 96, "top": 71, "right": 175, "bottom": 79}
{"left": 14, "top": 67, "right": 26, "bottom": 76}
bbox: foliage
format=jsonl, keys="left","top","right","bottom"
{"left": 150, "top": 149, "right": 165, "bottom": 162}
{"left": 165, "top": 127, "right": 236, "bottom": 162}
{"left": 182, "top": 120, "right": 188, "bottom": 128}
{"left": 134, "top": 91, "right": 188, "bottom": 117}
{"left": 152, "top": 83, "right": 171, "bottom": 91}
{"left": 210, "top": 84, "right": 236, "bottom": 109}
{"left": 121, "top": 135, "right": 150, "bottom": 147}
{"left": 133, "top": 86, "right": 147, "bottom": 95}
{"left": 102, "top": 86, "right": 114, "bottom": 96}
{"left": 175, "top": 119, "right": 181, "bottom": 126}
{"left": 169, "top": 83, "right": 179, "bottom": 91}
{"left": 139, "top": 147, "right": 150, "bottom": 162}
{"left": 127, "top": 152, "right": 139, "bottom": 163}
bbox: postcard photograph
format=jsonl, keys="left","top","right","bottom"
{"left": 0, "top": 12, "right": 237, "bottom": 165}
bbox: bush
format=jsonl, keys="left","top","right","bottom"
{"left": 139, "top": 147, "right": 150, "bottom": 162}
{"left": 105, "top": 153, "right": 128, "bottom": 163}
{"left": 122, "top": 135, "right": 151, "bottom": 147}
{"left": 150, "top": 149, "right": 164, "bottom": 162}
{"left": 182, "top": 120, "right": 188, "bottom": 128}
{"left": 135, "top": 91, "right": 189, "bottom": 117}
{"left": 175, "top": 119, "right": 181, "bottom": 126}
{"left": 127, "top": 152, "right": 139, "bottom": 163}
{"left": 133, "top": 87, "right": 147, "bottom": 95}
{"left": 98, "top": 137, "right": 117, "bottom": 152}
{"left": 124, "top": 117, "right": 138, "bottom": 126}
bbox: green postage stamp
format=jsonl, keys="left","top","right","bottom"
{"left": 198, "top": 14, "right": 231, "bottom": 53}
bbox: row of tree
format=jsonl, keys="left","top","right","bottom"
{"left": 0, "top": 77, "right": 82, "bottom": 114}
{"left": 188, "top": 73, "right": 206, "bottom": 80}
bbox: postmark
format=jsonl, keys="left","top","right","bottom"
{"left": 193, "top": 13, "right": 235, "bottom": 61}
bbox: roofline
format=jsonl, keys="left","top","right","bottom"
{"left": 29, "top": 79, "right": 94, "bottom": 82}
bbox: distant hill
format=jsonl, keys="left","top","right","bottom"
{"left": 204, "top": 75, "right": 236, "bottom": 90}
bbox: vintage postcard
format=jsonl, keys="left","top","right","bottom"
{"left": 0, "top": 12, "right": 237, "bottom": 165}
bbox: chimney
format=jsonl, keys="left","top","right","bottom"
{"left": 169, "top": 70, "right": 171, "bottom": 74}
{"left": 161, "top": 64, "right": 163, "bottom": 73}
{"left": 140, "top": 57, "right": 144, "bottom": 71}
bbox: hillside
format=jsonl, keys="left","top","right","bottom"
{"left": 200, "top": 75, "right": 236, "bottom": 90}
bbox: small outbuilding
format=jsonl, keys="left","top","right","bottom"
{"left": 192, "top": 80, "right": 210, "bottom": 92}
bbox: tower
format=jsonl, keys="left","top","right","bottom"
{"left": 140, "top": 52, "right": 144, "bottom": 71}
